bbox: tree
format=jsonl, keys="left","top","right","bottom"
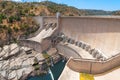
{"left": 0, "top": 18, "right": 2, "bottom": 23}
{"left": 7, "top": 27, "right": 12, "bottom": 45}
{"left": 14, "top": 16, "right": 21, "bottom": 21}
{"left": 9, "top": 16, "right": 14, "bottom": 23}
{"left": 1, "top": 1, "right": 6, "bottom": 8}
{"left": 13, "top": 27, "right": 19, "bottom": 32}
{"left": 24, "top": 9, "right": 29, "bottom": 13}
{"left": 29, "top": 13, "right": 35, "bottom": 16}
{"left": 69, "top": 14, "right": 74, "bottom": 16}
{"left": 0, "top": 14, "right": 6, "bottom": 23}
{"left": 19, "top": 10, "right": 25, "bottom": 16}
{"left": 7, "top": 27, "right": 12, "bottom": 34}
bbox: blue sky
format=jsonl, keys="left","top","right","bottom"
{"left": 49, "top": 0, "right": 120, "bottom": 11}
{"left": 14, "top": 0, "right": 120, "bottom": 11}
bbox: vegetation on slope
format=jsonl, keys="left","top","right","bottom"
{"left": 112, "top": 10, "right": 120, "bottom": 15}
{"left": 83, "top": 9, "right": 112, "bottom": 15}
{"left": 0, "top": 1, "right": 88, "bottom": 46}
{"left": 0, "top": 1, "right": 118, "bottom": 46}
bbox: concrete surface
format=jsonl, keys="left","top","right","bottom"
{"left": 59, "top": 17, "right": 120, "bottom": 57}
{"left": 59, "top": 64, "right": 120, "bottom": 80}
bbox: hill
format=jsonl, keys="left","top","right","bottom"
{"left": 0, "top": 1, "right": 88, "bottom": 46}
{"left": 112, "top": 10, "right": 120, "bottom": 15}
{"left": 83, "top": 9, "right": 112, "bottom": 15}
{"left": 0, "top": 1, "right": 118, "bottom": 46}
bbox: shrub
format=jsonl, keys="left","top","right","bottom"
{"left": 34, "top": 57, "right": 39, "bottom": 64}
{"left": 0, "top": 14, "right": 6, "bottom": 23}
{"left": 13, "top": 27, "right": 19, "bottom": 32}
{"left": 29, "top": 13, "right": 35, "bottom": 16}
{"left": 69, "top": 14, "right": 74, "bottom": 16}
{"left": 43, "top": 54, "right": 50, "bottom": 59}
{"left": 1, "top": 1, "right": 6, "bottom": 8}
{"left": 8, "top": 16, "right": 14, "bottom": 23}
{"left": 7, "top": 27, "right": 12, "bottom": 34}
{"left": 14, "top": 16, "right": 21, "bottom": 21}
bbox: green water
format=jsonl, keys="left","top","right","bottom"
{"left": 50, "top": 60, "right": 66, "bottom": 80}
{"left": 28, "top": 60, "right": 66, "bottom": 80}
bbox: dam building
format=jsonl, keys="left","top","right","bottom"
{"left": 19, "top": 14, "right": 120, "bottom": 80}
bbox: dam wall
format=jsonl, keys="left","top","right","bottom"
{"left": 56, "top": 44, "right": 81, "bottom": 58}
{"left": 18, "top": 16, "right": 120, "bottom": 74}
{"left": 54, "top": 16, "right": 120, "bottom": 74}
{"left": 67, "top": 53, "right": 120, "bottom": 74}
{"left": 59, "top": 16, "right": 120, "bottom": 56}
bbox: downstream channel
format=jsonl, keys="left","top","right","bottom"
{"left": 28, "top": 60, "right": 66, "bottom": 80}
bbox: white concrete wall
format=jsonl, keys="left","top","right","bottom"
{"left": 56, "top": 44, "right": 81, "bottom": 58}
{"left": 59, "top": 17, "right": 120, "bottom": 57}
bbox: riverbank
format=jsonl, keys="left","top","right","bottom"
{"left": 27, "top": 60, "right": 66, "bottom": 80}
{"left": 0, "top": 43, "right": 64, "bottom": 80}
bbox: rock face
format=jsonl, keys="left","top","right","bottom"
{"left": 0, "top": 43, "right": 44, "bottom": 80}
{"left": 0, "top": 74, "right": 7, "bottom": 80}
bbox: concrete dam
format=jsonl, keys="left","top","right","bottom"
{"left": 19, "top": 16, "right": 120, "bottom": 76}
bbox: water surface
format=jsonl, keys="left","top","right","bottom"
{"left": 28, "top": 60, "right": 66, "bottom": 80}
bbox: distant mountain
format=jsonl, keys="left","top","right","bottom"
{"left": 10, "top": 0, "right": 114, "bottom": 16}
{"left": 83, "top": 9, "right": 112, "bottom": 15}
{"left": 112, "top": 10, "right": 120, "bottom": 15}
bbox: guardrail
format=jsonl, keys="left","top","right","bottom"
{"left": 67, "top": 53, "right": 120, "bottom": 74}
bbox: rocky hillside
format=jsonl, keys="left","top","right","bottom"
{"left": 0, "top": 43, "right": 45, "bottom": 80}
{"left": 0, "top": 1, "right": 88, "bottom": 46}
{"left": 0, "top": 1, "right": 40, "bottom": 46}
{"left": 0, "top": 43, "right": 61, "bottom": 80}
{"left": 0, "top": 1, "right": 118, "bottom": 46}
